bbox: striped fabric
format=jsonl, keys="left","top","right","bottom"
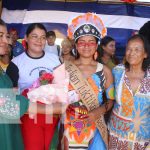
{"left": 1, "top": 0, "right": 150, "bottom": 60}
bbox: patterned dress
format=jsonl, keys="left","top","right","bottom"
{"left": 63, "top": 63, "right": 107, "bottom": 150}
{"left": 108, "top": 65, "right": 150, "bottom": 150}
{"left": 0, "top": 67, "right": 29, "bottom": 150}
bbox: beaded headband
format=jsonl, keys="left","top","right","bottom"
{"left": 68, "top": 12, "right": 107, "bottom": 41}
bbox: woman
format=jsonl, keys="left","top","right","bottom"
{"left": 0, "top": 43, "right": 12, "bottom": 72}
{"left": 97, "top": 36, "right": 119, "bottom": 70}
{"left": 62, "top": 13, "right": 115, "bottom": 150}
{"left": 6, "top": 23, "right": 62, "bottom": 150}
{"left": 60, "top": 37, "right": 75, "bottom": 62}
{"left": 108, "top": 34, "right": 150, "bottom": 149}
{"left": 0, "top": 19, "right": 29, "bottom": 150}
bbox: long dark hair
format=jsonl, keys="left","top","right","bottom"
{"left": 139, "top": 21, "right": 150, "bottom": 44}
{"left": 125, "top": 34, "right": 150, "bottom": 71}
{"left": 97, "top": 36, "right": 119, "bottom": 64}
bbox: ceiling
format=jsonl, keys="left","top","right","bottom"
{"left": 46, "top": 0, "right": 150, "bottom": 3}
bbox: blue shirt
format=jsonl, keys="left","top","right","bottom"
{"left": 12, "top": 41, "right": 25, "bottom": 57}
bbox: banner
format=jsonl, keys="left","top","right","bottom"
{"left": 1, "top": 0, "right": 150, "bottom": 60}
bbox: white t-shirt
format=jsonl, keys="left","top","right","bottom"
{"left": 44, "top": 43, "right": 61, "bottom": 56}
{"left": 9, "top": 52, "right": 60, "bottom": 92}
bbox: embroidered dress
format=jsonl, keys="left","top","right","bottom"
{"left": 108, "top": 65, "right": 150, "bottom": 150}
{"left": 63, "top": 63, "right": 107, "bottom": 150}
{"left": 0, "top": 67, "right": 29, "bottom": 150}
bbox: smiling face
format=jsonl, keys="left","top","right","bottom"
{"left": 0, "top": 25, "right": 9, "bottom": 55}
{"left": 61, "top": 38, "right": 72, "bottom": 55}
{"left": 25, "top": 27, "right": 46, "bottom": 55}
{"left": 125, "top": 38, "right": 147, "bottom": 67}
{"left": 62, "top": 44, "right": 72, "bottom": 55}
{"left": 75, "top": 35, "right": 98, "bottom": 58}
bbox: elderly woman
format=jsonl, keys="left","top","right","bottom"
{"left": 108, "top": 34, "right": 150, "bottom": 149}
{"left": 61, "top": 13, "right": 115, "bottom": 150}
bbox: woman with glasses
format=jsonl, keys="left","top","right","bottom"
{"left": 6, "top": 23, "right": 63, "bottom": 150}
{"left": 62, "top": 13, "right": 115, "bottom": 150}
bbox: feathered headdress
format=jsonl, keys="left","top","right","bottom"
{"left": 68, "top": 12, "right": 107, "bottom": 41}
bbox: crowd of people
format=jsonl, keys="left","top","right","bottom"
{"left": 0, "top": 12, "right": 150, "bottom": 150}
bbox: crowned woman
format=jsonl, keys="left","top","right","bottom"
{"left": 61, "top": 12, "right": 115, "bottom": 150}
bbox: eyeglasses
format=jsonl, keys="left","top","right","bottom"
{"left": 77, "top": 42, "right": 97, "bottom": 47}
{"left": 30, "top": 35, "right": 46, "bottom": 41}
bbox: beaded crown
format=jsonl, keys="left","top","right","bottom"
{"left": 67, "top": 12, "right": 107, "bottom": 41}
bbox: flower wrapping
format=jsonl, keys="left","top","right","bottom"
{"left": 26, "top": 64, "right": 70, "bottom": 104}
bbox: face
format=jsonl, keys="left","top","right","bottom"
{"left": 125, "top": 38, "right": 147, "bottom": 66}
{"left": 47, "top": 36, "right": 56, "bottom": 46}
{"left": 25, "top": 28, "right": 46, "bottom": 54}
{"left": 102, "top": 40, "right": 116, "bottom": 56}
{"left": 0, "top": 25, "right": 9, "bottom": 55}
{"left": 9, "top": 30, "right": 18, "bottom": 43}
{"left": 76, "top": 35, "right": 98, "bottom": 58}
{"left": 62, "top": 44, "right": 72, "bottom": 55}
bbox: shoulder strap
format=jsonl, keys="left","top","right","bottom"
{"left": 65, "top": 61, "right": 108, "bottom": 148}
{"left": 57, "top": 45, "right": 60, "bottom": 56}
{"left": 96, "top": 63, "right": 105, "bottom": 92}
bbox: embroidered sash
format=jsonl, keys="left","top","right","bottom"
{"left": 65, "top": 61, "right": 108, "bottom": 148}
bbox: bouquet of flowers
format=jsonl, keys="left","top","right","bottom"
{"left": 22, "top": 64, "right": 70, "bottom": 105}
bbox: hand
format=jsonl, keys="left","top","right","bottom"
{"left": 81, "top": 107, "right": 101, "bottom": 123}
{"left": 87, "top": 110, "right": 97, "bottom": 123}
{"left": 79, "top": 110, "right": 97, "bottom": 123}
{"left": 68, "top": 90, "right": 79, "bottom": 103}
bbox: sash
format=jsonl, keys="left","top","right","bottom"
{"left": 65, "top": 61, "right": 108, "bottom": 149}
